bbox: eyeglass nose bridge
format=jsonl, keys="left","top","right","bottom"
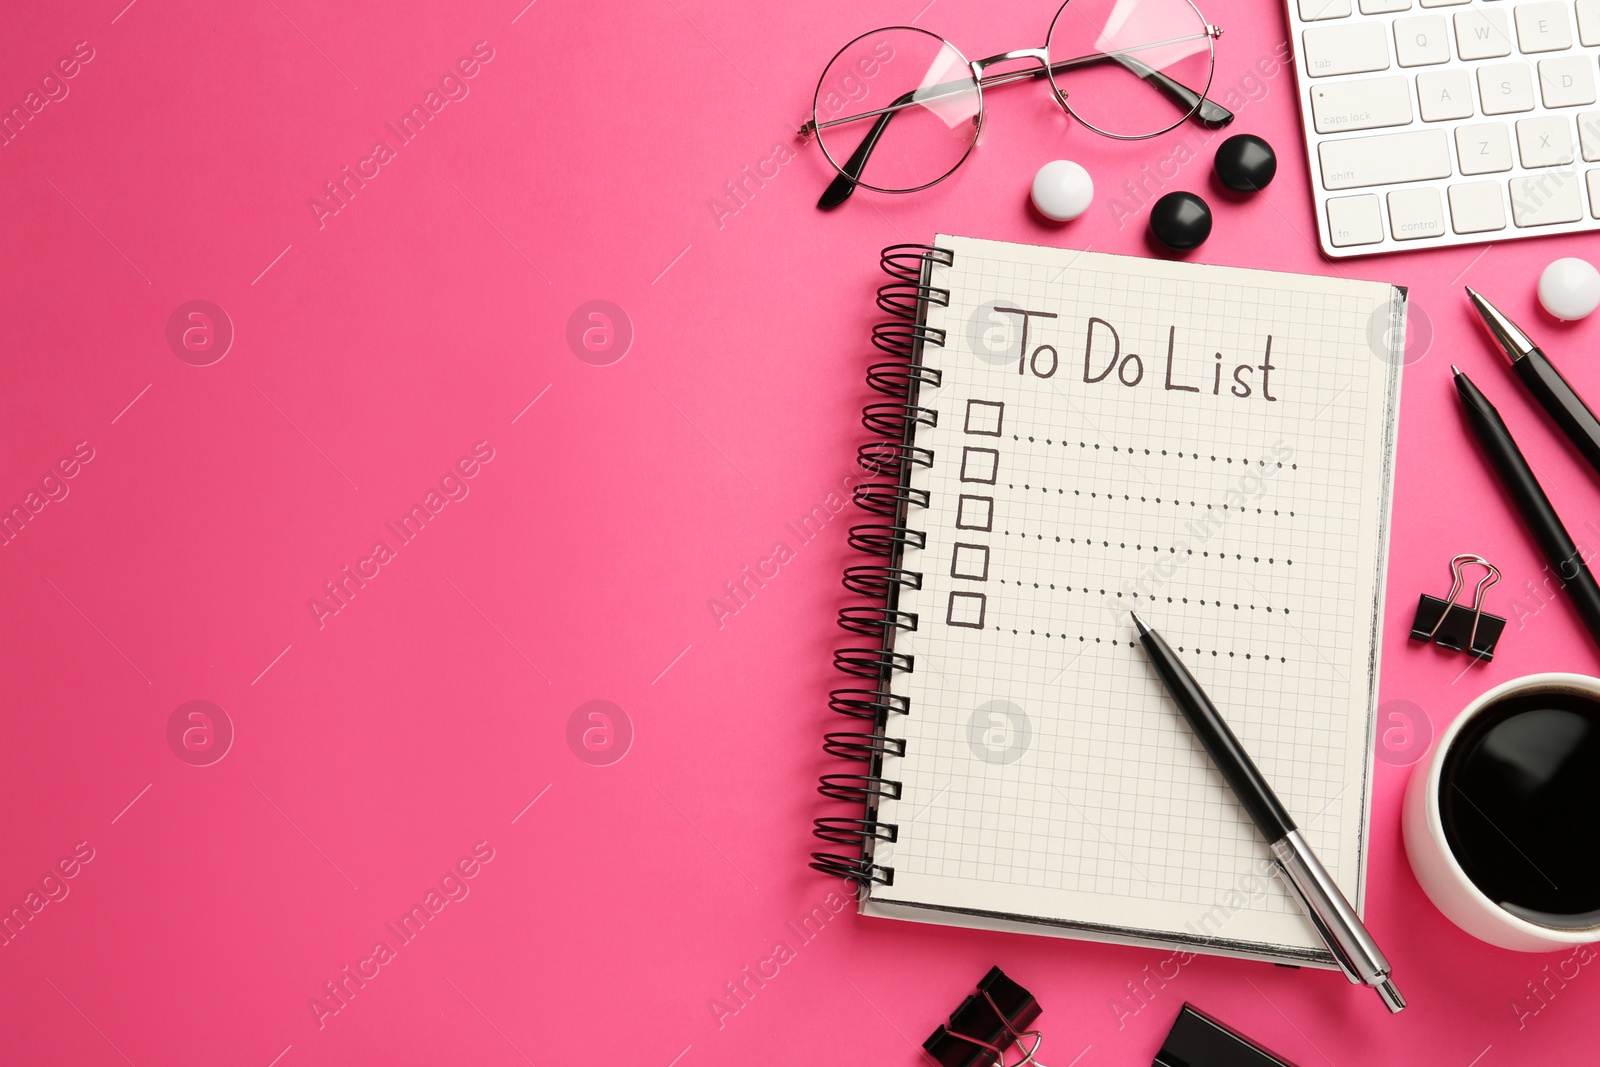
{"left": 969, "top": 49, "right": 1068, "bottom": 115}
{"left": 970, "top": 48, "right": 1052, "bottom": 80}
{"left": 967, "top": 49, "right": 1056, "bottom": 142}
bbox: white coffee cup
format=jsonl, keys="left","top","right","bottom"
{"left": 1403, "top": 672, "right": 1600, "bottom": 952}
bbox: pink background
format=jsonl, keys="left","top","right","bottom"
{"left": 2, "top": 0, "right": 1597, "bottom": 1064}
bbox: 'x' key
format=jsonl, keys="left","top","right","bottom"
{"left": 1516, "top": 117, "right": 1574, "bottom": 166}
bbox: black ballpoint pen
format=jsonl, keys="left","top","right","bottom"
{"left": 1129, "top": 611, "right": 1406, "bottom": 1013}
{"left": 1466, "top": 287, "right": 1600, "bottom": 479}
{"left": 1453, "top": 365, "right": 1600, "bottom": 647}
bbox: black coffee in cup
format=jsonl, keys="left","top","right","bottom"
{"left": 1439, "top": 687, "right": 1600, "bottom": 929}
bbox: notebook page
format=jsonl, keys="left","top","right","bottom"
{"left": 866, "top": 236, "right": 1402, "bottom": 961}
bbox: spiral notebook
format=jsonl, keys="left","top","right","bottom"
{"left": 814, "top": 236, "right": 1405, "bottom": 967}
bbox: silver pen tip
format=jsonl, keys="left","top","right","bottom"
{"left": 1129, "top": 610, "right": 1151, "bottom": 636}
{"left": 1465, "top": 288, "right": 1538, "bottom": 363}
{"left": 1452, "top": 364, "right": 1462, "bottom": 375}
{"left": 1375, "top": 976, "right": 1406, "bottom": 1013}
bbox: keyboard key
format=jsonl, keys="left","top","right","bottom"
{"left": 1517, "top": 115, "right": 1576, "bottom": 164}
{"left": 1455, "top": 10, "right": 1514, "bottom": 58}
{"left": 1514, "top": 2, "right": 1572, "bottom": 50}
{"left": 1449, "top": 181, "right": 1509, "bottom": 231}
{"left": 1319, "top": 129, "right": 1452, "bottom": 188}
{"left": 1510, "top": 170, "right": 1585, "bottom": 224}
{"left": 1327, "top": 194, "right": 1386, "bottom": 245}
{"left": 1479, "top": 62, "right": 1536, "bottom": 113}
{"left": 1300, "top": 0, "right": 1600, "bottom": 253}
{"left": 1579, "top": 0, "right": 1600, "bottom": 45}
{"left": 1396, "top": 15, "right": 1451, "bottom": 64}
{"left": 1418, "top": 69, "right": 1476, "bottom": 120}
{"left": 1388, "top": 187, "right": 1447, "bottom": 238}
{"left": 1581, "top": 110, "right": 1600, "bottom": 159}
{"left": 1457, "top": 122, "right": 1515, "bottom": 172}
{"left": 1305, "top": 22, "right": 1392, "bottom": 76}
{"left": 1300, "top": 0, "right": 1353, "bottom": 17}
{"left": 1540, "top": 57, "right": 1598, "bottom": 107}
{"left": 1311, "top": 76, "right": 1414, "bottom": 132}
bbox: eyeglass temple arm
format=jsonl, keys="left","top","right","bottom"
{"left": 1114, "top": 56, "right": 1233, "bottom": 128}
{"left": 815, "top": 99, "right": 909, "bottom": 209}
{"left": 812, "top": 52, "right": 1234, "bottom": 210}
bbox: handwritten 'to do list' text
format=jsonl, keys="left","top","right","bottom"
{"left": 994, "top": 307, "right": 1280, "bottom": 403}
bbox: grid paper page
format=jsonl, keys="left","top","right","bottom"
{"left": 866, "top": 236, "right": 1403, "bottom": 964}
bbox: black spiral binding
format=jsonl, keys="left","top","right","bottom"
{"left": 810, "top": 243, "right": 952, "bottom": 888}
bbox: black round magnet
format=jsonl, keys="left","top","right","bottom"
{"left": 1149, "top": 191, "right": 1213, "bottom": 251}
{"left": 1213, "top": 134, "right": 1277, "bottom": 193}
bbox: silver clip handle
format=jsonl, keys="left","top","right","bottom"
{"left": 1270, "top": 831, "right": 1406, "bottom": 1012}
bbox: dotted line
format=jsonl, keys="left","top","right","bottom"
{"left": 1002, "top": 530, "right": 1294, "bottom": 567}
{"left": 1004, "top": 483, "right": 1294, "bottom": 518}
{"left": 991, "top": 627, "right": 1284, "bottom": 662}
{"left": 1011, "top": 434, "right": 1299, "bottom": 470}
{"left": 994, "top": 579, "right": 1287, "bottom": 614}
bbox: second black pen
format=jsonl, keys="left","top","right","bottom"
{"left": 1453, "top": 366, "right": 1600, "bottom": 648}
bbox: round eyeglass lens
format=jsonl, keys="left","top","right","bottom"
{"left": 812, "top": 27, "right": 981, "bottom": 194}
{"left": 1045, "top": 0, "right": 1215, "bottom": 138}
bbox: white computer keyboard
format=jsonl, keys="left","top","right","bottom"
{"left": 1285, "top": 0, "right": 1600, "bottom": 256}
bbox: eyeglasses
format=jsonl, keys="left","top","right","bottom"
{"left": 798, "top": 0, "right": 1230, "bottom": 208}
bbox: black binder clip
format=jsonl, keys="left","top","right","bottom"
{"left": 1153, "top": 1004, "right": 1299, "bottom": 1067}
{"left": 1409, "top": 553, "right": 1505, "bottom": 661}
{"left": 923, "top": 966, "right": 1044, "bottom": 1067}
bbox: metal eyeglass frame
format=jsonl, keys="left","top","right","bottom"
{"left": 798, "top": 3, "right": 1231, "bottom": 209}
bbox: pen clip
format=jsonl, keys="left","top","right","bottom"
{"left": 1271, "top": 859, "right": 1363, "bottom": 985}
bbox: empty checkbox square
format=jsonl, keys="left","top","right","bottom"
{"left": 963, "top": 400, "right": 1005, "bottom": 437}
{"left": 959, "top": 446, "right": 999, "bottom": 484}
{"left": 956, "top": 494, "right": 993, "bottom": 531}
{"left": 947, "top": 591, "right": 987, "bottom": 628}
{"left": 951, "top": 543, "right": 990, "bottom": 581}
